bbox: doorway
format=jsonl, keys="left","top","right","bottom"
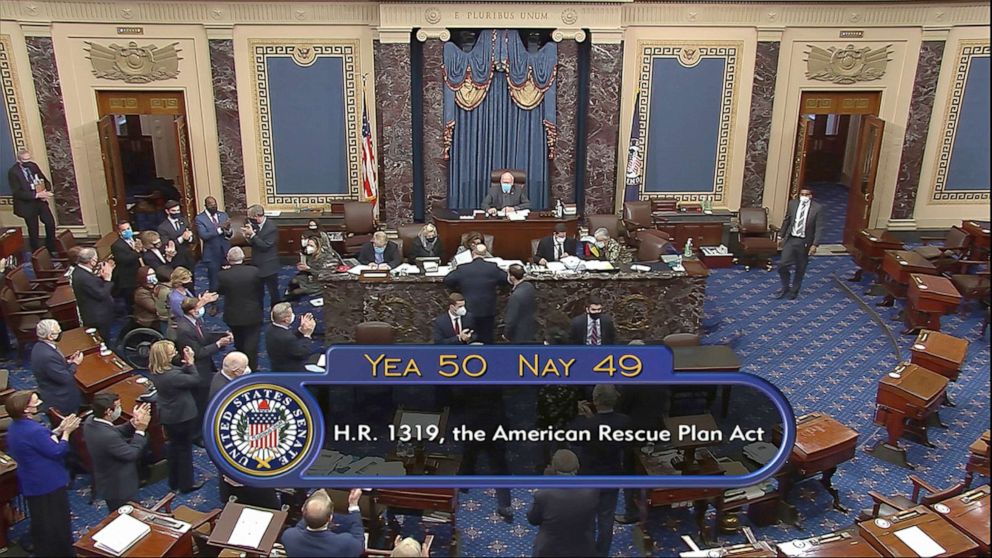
{"left": 96, "top": 91, "right": 196, "bottom": 232}
{"left": 789, "top": 91, "right": 884, "bottom": 247}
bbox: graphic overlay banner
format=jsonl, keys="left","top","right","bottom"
{"left": 205, "top": 345, "right": 796, "bottom": 489}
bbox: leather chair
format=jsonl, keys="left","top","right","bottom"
{"left": 93, "top": 231, "right": 118, "bottom": 261}
{"left": 859, "top": 475, "right": 967, "bottom": 521}
{"left": 662, "top": 333, "right": 701, "bottom": 347}
{"left": 397, "top": 224, "right": 425, "bottom": 261}
{"left": 947, "top": 262, "right": 990, "bottom": 314}
{"left": 735, "top": 207, "right": 779, "bottom": 271}
{"left": 914, "top": 226, "right": 971, "bottom": 270}
{"left": 1, "top": 286, "right": 51, "bottom": 353}
{"left": 459, "top": 232, "right": 494, "bottom": 255}
{"left": 586, "top": 214, "right": 620, "bottom": 240}
{"left": 343, "top": 201, "right": 378, "bottom": 255}
{"left": 489, "top": 169, "right": 526, "bottom": 188}
{"left": 55, "top": 229, "right": 79, "bottom": 258}
{"left": 32, "top": 248, "right": 69, "bottom": 284}
{"left": 636, "top": 230, "right": 676, "bottom": 262}
{"left": 622, "top": 201, "right": 670, "bottom": 247}
{"left": 227, "top": 215, "right": 253, "bottom": 262}
{"left": 355, "top": 321, "right": 396, "bottom": 344}
{"left": 5, "top": 264, "right": 59, "bottom": 298}
{"left": 531, "top": 238, "right": 541, "bottom": 261}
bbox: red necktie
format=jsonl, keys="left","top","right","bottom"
{"left": 195, "top": 320, "right": 203, "bottom": 339}
{"left": 454, "top": 317, "right": 461, "bottom": 334}
{"left": 589, "top": 321, "right": 600, "bottom": 345}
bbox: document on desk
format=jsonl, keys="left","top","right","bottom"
{"left": 391, "top": 263, "right": 421, "bottom": 275}
{"left": 425, "top": 265, "right": 451, "bottom": 277}
{"left": 545, "top": 262, "right": 566, "bottom": 272}
{"left": 309, "top": 297, "right": 324, "bottom": 307}
{"left": 227, "top": 507, "right": 274, "bottom": 549}
{"left": 584, "top": 261, "right": 615, "bottom": 271}
{"left": 452, "top": 250, "right": 472, "bottom": 266}
{"left": 92, "top": 513, "right": 151, "bottom": 556}
{"left": 347, "top": 265, "right": 370, "bottom": 275}
{"left": 894, "top": 526, "right": 945, "bottom": 557}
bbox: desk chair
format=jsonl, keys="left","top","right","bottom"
{"left": 31, "top": 248, "right": 69, "bottom": 283}
{"left": 662, "top": 333, "right": 701, "bottom": 347}
{"left": 735, "top": 207, "right": 778, "bottom": 271}
{"left": 344, "top": 201, "right": 378, "bottom": 255}
{"left": 459, "top": 232, "right": 494, "bottom": 254}
{"left": 5, "top": 264, "right": 59, "bottom": 298}
{"left": 0, "top": 286, "right": 51, "bottom": 353}
{"left": 397, "top": 224, "right": 424, "bottom": 261}
{"left": 227, "top": 215, "right": 253, "bottom": 262}
{"left": 355, "top": 322, "right": 396, "bottom": 345}
{"left": 914, "top": 226, "right": 972, "bottom": 271}
{"left": 622, "top": 201, "right": 670, "bottom": 248}
{"left": 860, "top": 475, "right": 968, "bottom": 521}
{"left": 636, "top": 231, "right": 676, "bottom": 262}
{"left": 489, "top": 169, "right": 526, "bottom": 189}
{"left": 585, "top": 214, "right": 620, "bottom": 241}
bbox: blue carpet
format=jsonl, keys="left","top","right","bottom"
{"left": 807, "top": 181, "right": 847, "bottom": 245}
{"left": 3, "top": 255, "right": 988, "bottom": 556}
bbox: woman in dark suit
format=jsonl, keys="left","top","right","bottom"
{"left": 407, "top": 223, "right": 444, "bottom": 262}
{"left": 148, "top": 340, "right": 202, "bottom": 493}
{"left": 133, "top": 265, "right": 163, "bottom": 333}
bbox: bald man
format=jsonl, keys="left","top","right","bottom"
{"left": 483, "top": 171, "right": 530, "bottom": 215}
{"left": 281, "top": 488, "right": 364, "bottom": 557}
{"left": 209, "top": 351, "right": 250, "bottom": 401}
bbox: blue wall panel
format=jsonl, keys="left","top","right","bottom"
{"left": 945, "top": 56, "right": 990, "bottom": 191}
{"left": 0, "top": 96, "right": 15, "bottom": 197}
{"left": 266, "top": 56, "right": 348, "bottom": 195}
{"left": 644, "top": 58, "right": 725, "bottom": 193}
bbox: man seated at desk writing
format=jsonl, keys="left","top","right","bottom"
{"left": 358, "top": 231, "right": 401, "bottom": 270}
{"left": 534, "top": 223, "right": 578, "bottom": 266}
{"left": 483, "top": 171, "right": 531, "bottom": 216}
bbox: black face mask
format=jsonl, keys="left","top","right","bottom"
{"left": 588, "top": 312, "right": 601, "bottom": 321}
{"left": 206, "top": 207, "right": 218, "bottom": 215}
{"left": 53, "top": 331, "right": 64, "bottom": 342}
{"left": 171, "top": 355, "right": 183, "bottom": 367}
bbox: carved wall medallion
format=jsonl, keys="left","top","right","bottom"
{"left": 424, "top": 8, "right": 441, "bottom": 25}
{"left": 561, "top": 8, "right": 578, "bottom": 26}
{"left": 84, "top": 41, "right": 181, "bottom": 83}
{"left": 805, "top": 43, "right": 891, "bottom": 84}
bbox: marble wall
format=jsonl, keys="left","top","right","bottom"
{"left": 550, "top": 39, "right": 579, "bottom": 205}
{"left": 374, "top": 41, "right": 414, "bottom": 226}
{"left": 25, "top": 37, "right": 83, "bottom": 225}
{"left": 422, "top": 40, "right": 447, "bottom": 220}
{"left": 209, "top": 39, "right": 246, "bottom": 213}
{"left": 741, "top": 41, "right": 780, "bottom": 209}
{"left": 891, "top": 41, "right": 945, "bottom": 220}
{"left": 584, "top": 41, "right": 623, "bottom": 215}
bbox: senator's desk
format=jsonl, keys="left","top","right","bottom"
{"left": 207, "top": 501, "right": 287, "bottom": 557}
{"left": 57, "top": 327, "right": 104, "bottom": 356}
{"left": 321, "top": 266, "right": 707, "bottom": 343}
{"left": 636, "top": 447, "right": 723, "bottom": 547}
{"left": 671, "top": 345, "right": 740, "bottom": 418}
{"left": 872, "top": 363, "right": 948, "bottom": 465}
{"left": 847, "top": 229, "right": 904, "bottom": 283}
{"left": 931, "top": 485, "right": 990, "bottom": 553}
{"left": 375, "top": 455, "right": 461, "bottom": 555}
{"left": 652, "top": 209, "right": 735, "bottom": 250}
{"left": 879, "top": 250, "right": 937, "bottom": 305}
{"left": 905, "top": 274, "right": 962, "bottom": 333}
{"left": 960, "top": 220, "right": 989, "bottom": 260}
{"left": 74, "top": 506, "right": 195, "bottom": 557}
{"left": 681, "top": 541, "right": 777, "bottom": 557}
{"left": 432, "top": 210, "right": 578, "bottom": 261}
{"left": 74, "top": 352, "right": 133, "bottom": 397}
{"left": 777, "top": 529, "right": 883, "bottom": 557}
{"left": 910, "top": 330, "right": 968, "bottom": 382}
{"left": 858, "top": 505, "right": 979, "bottom": 557}
{"left": 98, "top": 375, "right": 166, "bottom": 463}
{"left": 0, "top": 452, "right": 18, "bottom": 551}
{"left": 774, "top": 413, "right": 858, "bottom": 516}
{"left": 46, "top": 284, "right": 79, "bottom": 329}
{"left": 965, "top": 431, "right": 990, "bottom": 487}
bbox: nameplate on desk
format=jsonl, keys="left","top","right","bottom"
{"left": 358, "top": 270, "right": 390, "bottom": 282}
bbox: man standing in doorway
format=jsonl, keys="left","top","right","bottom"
{"left": 7, "top": 148, "right": 57, "bottom": 254}
{"left": 775, "top": 187, "right": 824, "bottom": 300}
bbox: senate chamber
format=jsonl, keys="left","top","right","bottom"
{"left": 0, "top": 1, "right": 989, "bottom": 556}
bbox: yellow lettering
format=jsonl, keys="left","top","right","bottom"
{"left": 404, "top": 359, "right": 422, "bottom": 377}
{"left": 365, "top": 354, "right": 385, "bottom": 377}
{"left": 541, "top": 359, "right": 561, "bottom": 377}
{"left": 383, "top": 357, "right": 402, "bottom": 376}
{"left": 519, "top": 354, "right": 539, "bottom": 377}
{"left": 558, "top": 358, "right": 575, "bottom": 377}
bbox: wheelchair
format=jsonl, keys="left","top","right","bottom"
{"left": 116, "top": 319, "right": 169, "bottom": 369}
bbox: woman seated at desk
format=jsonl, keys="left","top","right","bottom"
{"left": 407, "top": 223, "right": 443, "bottom": 263}
{"left": 450, "top": 230, "right": 494, "bottom": 267}
{"left": 582, "top": 227, "right": 632, "bottom": 266}
{"left": 288, "top": 233, "right": 343, "bottom": 300}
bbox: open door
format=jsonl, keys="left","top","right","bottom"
{"left": 172, "top": 115, "right": 197, "bottom": 220}
{"left": 98, "top": 115, "right": 128, "bottom": 223}
{"left": 789, "top": 115, "right": 815, "bottom": 199}
{"left": 844, "top": 115, "right": 885, "bottom": 246}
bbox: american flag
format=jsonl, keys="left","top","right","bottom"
{"left": 248, "top": 400, "right": 280, "bottom": 451}
{"left": 624, "top": 89, "right": 643, "bottom": 202}
{"left": 360, "top": 76, "right": 379, "bottom": 220}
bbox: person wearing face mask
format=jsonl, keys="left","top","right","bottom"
{"left": 503, "top": 264, "right": 537, "bottom": 343}
{"left": 134, "top": 265, "right": 165, "bottom": 332}
{"left": 483, "top": 171, "right": 531, "bottom": 216}
{"left": 168, "top": 266, "right": 218, "bottom": 330}
{"left": 241, "top": 204, "right": 282, "bottom": 308}
{"left": 82, "top": 392, "right": 152, "bottom": 513}
{"left": 111, "top": 220, "right": 143, "bottom": 315}
{"left": 433, "top": 293, "right": 476, "bottom": 344}
{"left": 569, "top": 296, "right": 616, "bottom": 345}
{"left": 148, "top": 340, "right": 203, "bottom": 494}
{"left": 194, "top": 196, "right": 232, "bottom": 295}
{"left": 443, "top": 244, "right": 507, "bottom": 343}
{"left": 582, "top": 227, "right": 632, "bottom": 266}
{"left": 30, "top": 319, "right": 84, "bottom": 415}
{"left": 266, "top": 303, "right": 317, "bottom": 372}
{"left": 7, "top": 148, "right": 58, "bottom": 254}
{"left": 175, "top": 297, "right": 234, "bottom": 424}
{"left": 775, "top": 187, "right": 825, "bottom": 300}
{"left": 357, "top": 231, "right": 402, "bottom": 269}
{"left": 534, "top": 223, "right": 578, "bottom": 266}
{"left": 157, "top": 199, "right": 197, "bottom": 274}
{"left": 139, "top": 230, "right": 176, "bottom": 276}
{"left": 71, "top": 247, "right": 116, "bottom": 346}
{"left": 288, "top": 234, "right": 342, "bottom": 300}
{"left": 217, "top": 247, "right": 263, "bottom": 370}
{"left": 407, "top": 223, "right": 444, "bottom": 262}
{"left": 6, "top": 390, "right": 81, "bottom": 557}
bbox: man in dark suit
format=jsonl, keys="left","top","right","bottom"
{"left": 7, "top": 148, "right": 57, "bottom": 253}
{"left": 174, "top": 298, "right": 234, "bottom": 419}
{"left": 157, "top": 200, "right": 197, "bottom": 274}
{"left": 195, "top": 196, "right": 232, "bottom": 293}
{"left": 503, "top": 264, "right": 537, "bottom": 343}
{"left": 280, "top": 489, "right": 365, "bottom": 557}
{"left": 568, "top": 385, "right": 632, "bottom": 557}
{"left": 242, "top": 204, "right": 281, "bottom": 308}
{"left": 265, "top": 303, "right": 316, "bottom": 372}
{"left": 209, "top": 352, "right": 250, "bottom": 401}
{"left": 71, "top": 248, "right": 116, "bottom": 345}
{"left": 483, "top": 171, "right": 531, "bottom": 214}
{"left": 569, "top": 296, "right": 616, "bottom": 345}
{"left": 528, "top": 449, "right": 599, "bottom": 557}
{"left": 82, "top": 392, "right": 151, "bottom": 513}
{"left": 454, "top": 385, "right": 513, "bottom": 521}
{"left": 110, "top": 220, "right": 143, "bottom": 315}
{"left": 534, "top": 223, "right": 578, "bottom": 265}
{"left": 776, "top": 187, "right": 825, "bottom": 300}
{"left": 217, "top": 247, "right": 263, "bottom": 370}
{"left": 443, "top": 245, "right": 506, "bottom": 343}
{"left": 433, "top": 293, "right": 477, "bottom": 344}
{"left": 30, "top": 319, "right": 84, "bottom": 414}
{"left": 357, "top": 231, "right": 402, "bottom": 269}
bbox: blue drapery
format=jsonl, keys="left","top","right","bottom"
{"left": 443, "top": 30, "right": 557, "bottom": 210}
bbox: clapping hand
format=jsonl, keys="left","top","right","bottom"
{"left": 199, "top": 291, "right": 220, "bottom": 305}
{"left": 55, "top": 413, "right": 81, "bottom": 437}
{"left": 99, "top": 259, "right": 115, "bottom": 280}
{"left": 299, "top": 313, "right": 316, "bottom": 337}
{"left": 131, "top": 403, "right": 152, "bottom": 430}
{"left": 182, "top": 346, "right": 195, "bottom": 366}
{"left": 577, "top": 400, "right": 594, "bottom": 418}
{"left": 218, "top": 332, "right": 234, "bottom": 348}
{"left": 348, "top": 488, "right": 363, "bottom": 507}
{"left": 457, "top": 328, "right": 473, "bottom": 343}
{"left": 296, "top": 261, "right": 310, "bottom": 272}
{"left": 182, "top": 229, "right": 193, "bottom": 241}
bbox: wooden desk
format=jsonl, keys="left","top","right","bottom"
{"left": 433, "top": 212, "right": 578, "bottom": 262}
{"left": 960, "top": 220, "right": 990, "bottom": 260}
{"left": 775, "top": 413, "right": 858, "bottom": 516}
{"left": 871, "top": 363, "right": 948, "bottom": 468}
{"left": 97, "top": 375, "right": 165, "bottom": 463}
{"left": 665, "top": 414, "right": 720, "bottom": 473}
{"left": 46, "top": 284, "right": 79, "bottom": 330}
{"left": 0, "top": 452, "right": 19, "bottom": 551}
{"left": 965, "top": 431, "right": 990, "bottom": 487}
{"left": 0, "top": 229, "right": 24, "bottom": 264}
{"left": 75, "top": 352, "right": 133, "bottom": 397}
{"left": 858, "top": 505, "right": 979, "bottom": 557}
{"left": 931, "top": 485, "right": 990, "bottom": 553}
{"left": 848, "top": 229, "right": 904, "bottom": 282}
{"left": 375, "top": 455, "right": 460, "bottom": 555}
{"left": 905, "top": 274, "right": 962, "bottom": 334}
{"left": 74, "top": 507, "right": 194, "bottom": 557}
{"left": 57, "top": 327, "right": 104, "bottom": 356}
{"left": 206, "top": 502, "right": 288, "bottom": 557}
{"left": 910, "top": 330, "right": 968, "bottom": 382}
{"left": 636, "top": 449, "right": 722, "bottom": 547}
{"left": 777, "top": 528, "right": 883, "bottom": 557}
{"left": 653, "top": 209, "right": 734, "bottom": 251}
{"left": 880, "top": 250, "right": 937, "bottom": 306}
{"left": 682, "top": 541, "right": 777, "bottom": 557}
{"left": 672, "top": 345, "right": 739, "bottom": 418}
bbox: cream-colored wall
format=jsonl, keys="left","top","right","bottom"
{"left": 911, "top": 26, "right": 990, "bottom": 229}
{"left": 617, "top": 26, "right": 756, "bottom": 212}
{"left": 50, "top": 23, "right": 222, "bottom": 236}
{"left": 763, "top": 27, "right": 921, "bottom": 229}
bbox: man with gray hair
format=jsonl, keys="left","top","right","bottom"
{"left": 30, "top": 319, "right": 84, "bottom": 414}
{"left": 71, "top": 247, "right": 116, "bottom": 345}
{"left": 7, "top": 147, "right": 57, "bottom": 253}
{"left": 280, "top": 488, "right": 364, "bottom": 557}
{"left": 528, "top": 449, "right": 599, "bottom": 557}
{"left": 357, "top": 230, "right": 401, "bottom": 269}
{"left": 265, "top": 303, "right": 317, "bottom": 372}
{"left": 582, "top": 227, "right": 631, "bottom": 266}
{"left": 240, "top": 204, "right": 281, "bottom": 308}
{"left": 209, "top": 351, "right": 250, "bottom": 401}
{"left": 217, "top": 246, "right": 263, "bottom": 369}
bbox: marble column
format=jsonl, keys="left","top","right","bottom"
{"left": 374, "top": 41, "right": 414, "bottom": 227}
{"left": 891, "top": 41, "right": 945, "bottom": 220}
{"left": 208, "top": 39, "right": 247, "bottom": 213}
{"left": 741, "top": 42, "right": 781, "bottom": 209}
{"left": 583, "top": 41, "right": 622, "bottom": 215}
{"left": 25, "top": 37, "right": 83, "bottom": 225}
{"left": 551, "top": 39, "right": 579, "bottom": 205}
{"left": 421, "top": 39, "right": 447, "bottom": 220}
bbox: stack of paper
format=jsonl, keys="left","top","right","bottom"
{"left": 452, "top": 250, "right": 472, "bottom": 266}
{"left": 347, "top": 265, "right": 370, "bottom": 275}
{"left": 484, "top": 258, "right": 525, "bottom": 270}
{"left": 309, "top": 297, "right": 324, "bottom": 307}
{"left": 391, "top": 263, "right": 421, "bottom": 275}
{"left": 425, "top": 265, "right": 451, "bottom": 277}
{"left": 584, "top": 261, "right": 615, "bottom": 271}
{"left": 545, "top": 262, "right": 566, "bottom": 272}
{"left": 894, "top": 526, "right": 945, "bottom": 558}
{"left": 93, "top": 513, "right": 151, "bottom": 556}
{"left": 227, "top": 507, "right": 273, "bottom": 549}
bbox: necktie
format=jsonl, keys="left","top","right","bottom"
{"left": 454, "top": 317, "right": 461, "bottom": 334}
{"left": 211, "top": 213, "right": 218, "bottom": 225}
{"left": 793, "top": 202, "right": 808, "bottom": 237}
{"left": 589, "top": 320, "right": 600, "bottom": 345}
{"left": 195, "top": 320, "right": 203, "bottom": 339}
{"left": 554, "top": 242, "right": 562, "bottom": 260}
{"left": 173, "top": 219, "right": 181, "bottom": 232}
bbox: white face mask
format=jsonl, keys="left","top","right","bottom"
{"left": 109, "top": 406, "right": 122, "bottom": 422}
{"left": 242, "top": 366, "right": 252, "bottom": 375}
{"left": 800, "top": 195, "right": 812, "bottom": 202}
{"left": 147, "top": 275, "right": 158, "bottom": 285}
{"left": 195, "top": 307, "right": 206, "bottom": 318}
{"left": 595, "top": 241, "right": 605, "bottom": 248}
{"left": 305, "top": 245, "right": 316, "bottom": 255}
{"left": 454, "top": 306, "right": 467, "bottom": 317}
{"left": 288, "top": 314, "right": 296, "bottom": 325}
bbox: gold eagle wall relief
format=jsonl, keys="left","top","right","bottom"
{"left": 84, "top": 41, "right": 182, "bottom": 83}
{"left": 804, "top": 43, "right": 892, "bottom": 84}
